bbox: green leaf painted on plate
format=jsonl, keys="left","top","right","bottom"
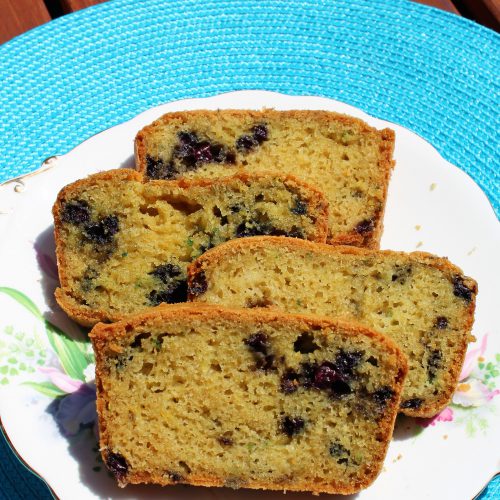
{"left": 22, "top": 381, "right": 66, "bottom": 398}
{"left": 44, "top": 320, "right": 89, "bottom": 381}
{"left": 0, "top": 287, "right": 92, "bottom": 380}
{"left": 465, "top": 419, "right": 476, "bottom": 438}
{"left": 0, "top": 288, "right": 43, "bottom": 319}
{"left": 478, "top": 418, "right": 488, "bottom": 431}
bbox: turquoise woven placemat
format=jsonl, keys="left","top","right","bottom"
{"left": 0, "top": 0, "right": 498, "bottom": 498}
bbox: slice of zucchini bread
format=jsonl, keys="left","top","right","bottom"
{"left": 135, "top": 109, "right": 395, "bottom": 248}
{"left": 90, "top": 304, "right": 407, "bottom": 494}
{"left": 53, "top": 170, "right": 328, "bottom": 326}
{"left": 188, "top": 237, "right": 477, "bottom": 417}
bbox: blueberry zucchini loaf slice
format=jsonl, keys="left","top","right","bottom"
{"left": 53, "top": 170, "right": 328, "bottom": 326}
{"left": 90, "top": 304, "right": 407, "bottom": 494}
{"left": 188, "top": 237, "right": 477, "bottom": 417}
{"left": 135, "top": 109, "right": 395, "bottom": 248}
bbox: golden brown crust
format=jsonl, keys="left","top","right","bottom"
{"left": 53, "top": 169, "right": 329, "bottom": 327}
{"left": 52, "top": 170, "right": 141, "bottom": 327}
{"left": 322, "top": 127, "right": 395, "bottom": 249}
{"left": 135, "top": 108, "right": 391, "bottom": 158}
{"left": 187, "top": 236, "right": 476, "bottom": 288}
{"left": 91, "top": 304, "right": 407, "bottom": 494}
{"left": 369, "top": 128, "right": 396, "bottom": 249}
{"left": 150, "top": 170, "right": 330, "bottom": 243}
{"left": 187, "top": 236, "right": 477, "bottom": 418}
{"left": 134, "top": 109, "right": 396, "bottom": 249}
{"left": 52, "top": 170, "right": 141, "bottom": 324}
{"left": 54, "top": 289, "right": 109, "bottom": 327}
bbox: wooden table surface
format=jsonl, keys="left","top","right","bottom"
{"left": 0, "top": 0, "right": 498, "bottom": 45}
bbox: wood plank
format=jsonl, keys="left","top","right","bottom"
{"left": 0, "top": 0, "right": 51, "bottom": 44}
{"left": 458, "top": 0, "right": 500, "bottom": 31}
{"left": 59, "top": 0, "right": 107, "bottom": 13}
{"left": 413, "top": 0, "right": 460, "bottom": 15}
{"left": 61, "top": 0, "right": 461, "bottom": 15}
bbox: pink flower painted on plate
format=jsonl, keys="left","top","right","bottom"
{"left": 453, "top": 380, "right": 500, "bottom": 407}
{"left": 39, "top": 366, "right": 96, "bottom": 437}
{"left": 452, "top": 334, "right": 500, "bottom": 407}
{"left": 417, "top": 407, "right": 454, "bottom": 428}
{"left": 417, "top": 335, "right": 499, "bottom": 428}
{"left": 39, "top": 366, "right": 84, "bottom": 393}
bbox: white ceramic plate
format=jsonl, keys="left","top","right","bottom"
{"left": 0, "top": 91, "right": 498, "bottom": 500}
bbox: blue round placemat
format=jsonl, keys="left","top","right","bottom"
{"left": 0, "top": 0, "right": 498, "bottom": 498}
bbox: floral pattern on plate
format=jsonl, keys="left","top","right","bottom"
{"left": 1, "top": 280, "right": 498, "bottom": 444}
{"left": 0, "top": 92, "right": 498, "bottom": 500}
{"left": 416, "top": 334, "right": 499, "bottom": 434}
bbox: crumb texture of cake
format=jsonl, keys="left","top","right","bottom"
{"left": 90, "top": 304, "right": 407, "bottom": 494}
{"left": 135, "top": 109, "right": 395, "bottom": 247}
{"left": 52, "top": 170, "right": 328, "bottom": 326}
{"left": 188, "top": 237, "right": 478, "bottom": 417}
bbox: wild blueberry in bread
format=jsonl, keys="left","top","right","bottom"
{"left": 188, "top": 237, "right": 477, "bottom": 417}
{"left": 90, "top": 304, "right": 407, "bottom": 494}
{"left": 53, "top": 170, "right": 328, "bottom": 326}
{"left": 135, "top": 109, "right": 395, "bottom": 248}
